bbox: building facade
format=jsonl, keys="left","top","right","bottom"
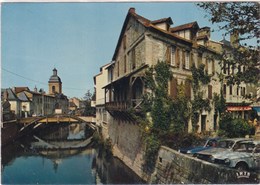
{"left": 2, "top": 68, "right": 69, "bottom": 118}
{"left": 96, "top": 8, "right": 257, "bottom": 139}
{"left": 93, "top": 63, "right": 112, "bottom": 138}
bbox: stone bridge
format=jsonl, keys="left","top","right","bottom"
{"left": 18, "top": 114, "right": 96, "bottom": 133}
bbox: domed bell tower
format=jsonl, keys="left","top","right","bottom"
{"left": 48, "top": 68, "right": 62, "bottom": 95}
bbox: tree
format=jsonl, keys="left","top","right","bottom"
{"left": 197, "top": 2, "right": 260, "bottom": 85}
{"left": 83, "top": 90, "right": 95, "bottom": 116}
{"left": 218, "top": 113, "right": 255, "bottom": 138}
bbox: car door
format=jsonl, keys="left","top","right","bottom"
{"left": 252, "top": 144, "right": 260, "bottom": 170}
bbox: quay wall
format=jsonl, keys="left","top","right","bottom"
{"left": 107, "top": 120, "right": 150, "bottom": 181}
{"left": 108, "top": 121, "right": 259, "bottom": 184}
{"left": 151, "top": 146, "right": 259, "bottom": 184}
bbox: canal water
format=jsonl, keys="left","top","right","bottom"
{"left": 1, "top": 122, "right": 145, "bottom": 184}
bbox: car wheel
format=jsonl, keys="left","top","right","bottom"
{"left": 235, "top": 162, "right": 249, "bottom": 171}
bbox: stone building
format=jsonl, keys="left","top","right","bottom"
{"left": 102, "top": 8, "right": 222, "bottom": 134}
{"left": 48, "top": 68, "right": 62, "bottom": 95}
{"left": 94, "top": 8, "right": 257, "bottom": 178}
{"left": 3, "top": 68, "right": 69, "bottom": 117}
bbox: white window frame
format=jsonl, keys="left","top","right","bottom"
{"left": 171, "top": 46, "right": 176, "bottom": 66}
{"left": 185, "top": 51, "right": 190, "bottom": 69}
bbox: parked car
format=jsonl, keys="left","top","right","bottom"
{"left": 194, "top": 138, "right": 252, "bottom": 161}
{"left": 211, "top": 140, "right": 260, "bottom": 171}
{"left": 178, "top": 138, "right": 219, "bottom": 155}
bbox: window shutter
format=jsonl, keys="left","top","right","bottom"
{"left": 166, "top": 46, "right": 171, "bottom": 64}
{"left": 198, "top": 53, "right": 202, "bottom": 67}
{"left": 190, "top": 52, "right": 194, "bottom": 67}
{"left": 170, "top": 78, "right": 178, "bottom": 99}
{"left": 205, "top": 58, "right": 209, "bottom": 73}
{"left": 182, "top": 50, "right": 185, "bottom": 69}
{"left": 176, "top": 48, "right": 180, "bottom": 67}
{"left": 212, "top": 59, "right": 215, "bottom": 74}
{"left": 123, "top": 35, "right": 126, "bottom": 49}
{"left": 185, "top": 80, "right": 191, "bottom": 100}
{"left": 208, "top": 85, "right": 212, "bottom": 99}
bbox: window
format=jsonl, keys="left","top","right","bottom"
{"left": 185, "top": 80, "right": 191, "bottom": 99}
{"left": 223, "top": 62, "right": 227, "bottom": 74}
{"left": 124, "top": 55, "right": 127, "bottom": 73}
{"left": 198, "top": 53, "right": 202, "bottom": 67}
{"left": 117, "top": 62, "right": 119, "bottom": 77}
{"left": 131, "top": 48, "right": 136, "bottom": 70}
{"left": 223, "top": 84, "right": 227, "bottom": 95}
{"left": 176, "top": 48, "right": 180, "bottom": 67}
{"left": 237, "top": 87, "right": 239, "bottom": 96}
{"left": 238, "top": 65, "right": 241, "bottom": 73}
{"left": 123, "top": 35, "right": 126, "bottom": 49}
{"left": 52, "top": 86, "right": 55, "bottom": 93}
{"left": 182, "top": 50, "right": 185, "bottom": 69}
{"left": 229, "top": 85, "right": 233, "bottom": 95}
{"left": 185, "top": 51, "right": 190, "bottom": 69}
{"left": 228, "top": 63, "right": 230, "bottom": 75}
{"left": 241, "top": 87, "right": 246, "bottom": 96}
{"left": 208, "top": 85, "right": 212, "bottom": 99}
{"left": 171, "top": 46, "right": 176, "bottom": 66}
{"left": 212, "top": 59, "right": 215, "bottom": 74}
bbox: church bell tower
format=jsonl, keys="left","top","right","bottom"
{"left": 48, "top": 68, "right": 62, "bottom": 95}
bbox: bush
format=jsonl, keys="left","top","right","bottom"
{"left": 219, "top": 113, "right": 255, "bottom": 138}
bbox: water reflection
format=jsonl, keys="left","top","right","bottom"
{"left": 2, "top": 122, "right": 145, "bottom": 184}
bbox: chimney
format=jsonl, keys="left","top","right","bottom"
{"left": 230, "top": 30, "right": 239, "bottom": 48}
{"left": 129, "top": 8, "right": 135, "bottom": 14}
{"left": 3, "top": 90, "right": 9, "bottom": 100}
{"left": 198, "top": 27, "right": 211, "bottom": 39}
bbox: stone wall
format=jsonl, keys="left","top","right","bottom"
{"left": 108, "top": 119, "right": 147, "bottom": 180}
{"left": 151, "top": 146, "right": 259, "bottom": 184}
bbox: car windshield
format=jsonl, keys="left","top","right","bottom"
{"left": 204, "top": 139, "right": 218, "bottom": 147}
{"left": 233, "top": 142, "right": 256, "bottom": 153}
{"left": 218, "top": 140, "right": 235, "bottom": 149}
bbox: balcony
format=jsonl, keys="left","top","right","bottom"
{"left": 105, "top": 99, "right": 143, "bottom": 112}
{"left": 105, "top": 101, "right": 128, "bottom": 111}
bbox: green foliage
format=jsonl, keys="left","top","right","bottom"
{"left": 213, "top": 92, "right": 226, "bottom": 114}
{"left": 219, "top": 113, "right": 255, "bottom": 137}
{"left": 143, "top": 134, "right": 160, "bottom": 172}
{"left": 159, "top": 131, "right": 201, "bottom": 150}
{"left": 190, "top": 64, "right": 211, "bottom": 131}
{"left": 191, "top": 64, "right": 211, "bottom": 92}
{"left": 192, "top": 92, "right": 211, "bottom": 113}
{"left": 141, "top": 61, "right": 190, "bottom": 172}
{"left": 83, "top": 90, "right": 95, "bottom": 116}
{"left": 169, "top": 84, "right": 190, "bottom": 132}
{"left": 197, "top": 2, "right": 260, "bottom": 85}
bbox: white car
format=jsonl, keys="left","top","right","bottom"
{"left": 211, "top": 140, "right": 260, "bottom": 171}
{"left": 195, "top": 138, "right": 252, "bottom": 161}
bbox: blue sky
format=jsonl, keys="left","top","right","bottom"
{"left": 1, "top": 2, "right": 228, "bottom": 98}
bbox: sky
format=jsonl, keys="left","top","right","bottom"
{"left": 1, "top": 2, "right": 230, "bottom": 99}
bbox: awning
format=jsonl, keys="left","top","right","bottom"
{"left": 252, "top": 107, "right": 260, "bottom": 116}
{"left": 227, "top": 106, "right": 252, "bottom": 111}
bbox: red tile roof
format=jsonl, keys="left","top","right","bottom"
{"left": 13, "top": 87, "right": 29, "bottom": 93}
{"left": 170, "top": 21, "right": 199, "bottom": 32}
{"left": 151, "top": 17, "right": 173, "bottom": 25}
